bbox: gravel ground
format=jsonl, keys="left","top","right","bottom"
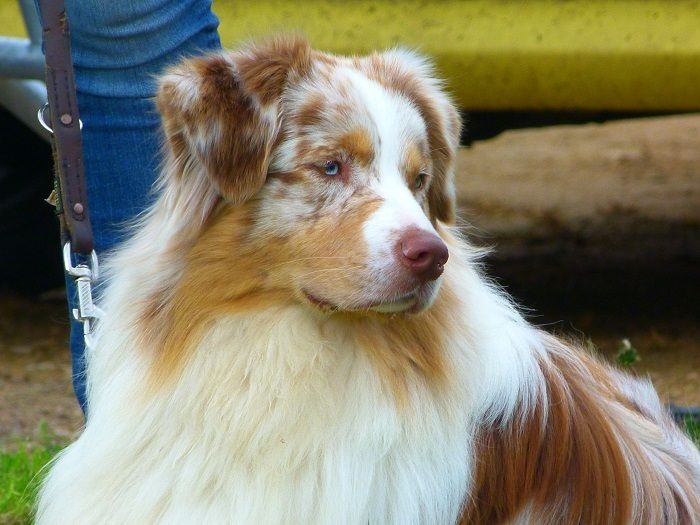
{"left": 0, "top": 296, "right": 80, "bottom": 447}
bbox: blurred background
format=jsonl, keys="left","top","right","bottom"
{"left": 0, "top": 0, "right": 698, "bottom": 476}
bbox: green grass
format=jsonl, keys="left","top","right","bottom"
{"left": 615, "top": 338, "right": 641, "bottom": 367}
{"left": 0, "top": 424, "right": 65, "bottom": 525}
{"left": 685, "top": 417, "right": 700, "bottom": 448}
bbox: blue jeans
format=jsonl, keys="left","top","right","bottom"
{"left": 49, "top": 0, "right": 221, "bottom": 412}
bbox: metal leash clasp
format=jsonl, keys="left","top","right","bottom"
{"left": 63, "top": 242, "right": 102, "bottom": 350}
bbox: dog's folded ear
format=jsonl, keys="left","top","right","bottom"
{"left": 156, "top": 37, "right": 311, "bottom": 205}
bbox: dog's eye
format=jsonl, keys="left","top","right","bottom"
{"left": 413, "top": 172, "right": 428, "bottom": 190}
{"left": 324, "top": 161, "right": 341, "bottom": 176}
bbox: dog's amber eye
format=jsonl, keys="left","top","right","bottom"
{"left": 413, "top": 172, "right": 428, "bottom": 190}
{"left": 324, "top": 161, "right": 341, "bottom": 176}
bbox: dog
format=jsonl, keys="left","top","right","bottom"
{"left": 37, "top": 37, "right": 700, "bottom": 524}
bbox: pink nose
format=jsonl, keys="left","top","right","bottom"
{"left": 397, "top": 230, "right": 449, "bottom": 282}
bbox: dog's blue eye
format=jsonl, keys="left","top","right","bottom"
{"left": 324, "top": 161, "right": 341, "bottom": 176}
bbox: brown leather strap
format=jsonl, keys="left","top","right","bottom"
{"left": 40, "top": 0, "right": 93, "bottom": 254}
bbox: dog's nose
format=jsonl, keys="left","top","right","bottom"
{"left": 397, "top": 230, "right": 449, "bottom": 282}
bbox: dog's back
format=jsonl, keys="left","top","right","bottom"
{"left": 37, "top": 38, "right": 700, "bottom": 524}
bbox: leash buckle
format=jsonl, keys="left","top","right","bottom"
{"left": 63, "top": 242, "right": 102, "bottom": 349}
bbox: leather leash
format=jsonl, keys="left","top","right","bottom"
{"left": 39, "top": 0, "right": 93, "bottom": 254}
{"left": 38, "top": 0, "right": 101, "bottom": 348}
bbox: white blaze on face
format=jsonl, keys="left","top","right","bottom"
{"left": 339, "top": 68, "right": 437, "bottom": 271}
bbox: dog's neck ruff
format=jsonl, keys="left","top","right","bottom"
{"left": 41, "top": 211, "right": 544, "bottom": 524}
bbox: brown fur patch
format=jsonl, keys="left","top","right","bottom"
{"left": 146, "top": 204, "right": 296, "bottom": 385}
{"left": 461, "top": 347, "right": 634, "bottom": 524}
{"left": 237, "top": 36, "right": 311, "bottom": 105}
{"left": 294, "top": 92, "right": 327, "bottom": 129}
{"left": 402, "top": 143, "right": 428, "bottom": 189}
{"left": 335, "top": 129, "right": 375, "bottom": 166}
{"left": 461, "top": 337, "right": 700, "bottom": 524}
{"left": 156, "top": 37, "right": 313, "bottom": 206}
{"left": 284, "top": 195, "right": 382, "bottom": 292}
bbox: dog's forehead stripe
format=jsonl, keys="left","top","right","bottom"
{"left": 332, "top": 72, "right": 434, "bottom": 275}
{"left": 338, "top": 67, "right": 427, "bottom": 179}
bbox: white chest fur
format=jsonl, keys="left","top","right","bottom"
{"left": 39, "top": 306, "right": 476, "bottom": 525}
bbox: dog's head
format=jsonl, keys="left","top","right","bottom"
{"left": 157, "top": 37, "right": 461, "bottom": 315}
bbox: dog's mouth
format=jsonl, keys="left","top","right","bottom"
{"left": 302, "top": 289, "right": 420, "bottom": 314}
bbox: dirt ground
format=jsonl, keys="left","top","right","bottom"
{"left": 1, "top": 113, "right": 698, "bottom": 447}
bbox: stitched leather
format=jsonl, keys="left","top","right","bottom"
{"left": 40, "top": 0, "right": 94, "bottom": 254}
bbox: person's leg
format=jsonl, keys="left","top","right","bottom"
{"left": 59, "top": 0, "right": 221, "bottom": 412}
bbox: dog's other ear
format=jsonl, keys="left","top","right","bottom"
{"left": 156, "top": 37, "right": 311, "bottom": 204}
{"left": 364, "top": 50, "right": 462, "bottom": 224}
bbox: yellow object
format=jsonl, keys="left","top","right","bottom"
{"left": 3, "top": 1, "right": 699, "bottom": 110}
{"left": 214, "top": 0, "right": 700, "bottom": 111}
{"left": 0, "top": 0, "right": 25, "bottom": 38}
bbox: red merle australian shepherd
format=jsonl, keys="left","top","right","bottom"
{"left": 37, "top": 37, "right": 700, "bottom": 524}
